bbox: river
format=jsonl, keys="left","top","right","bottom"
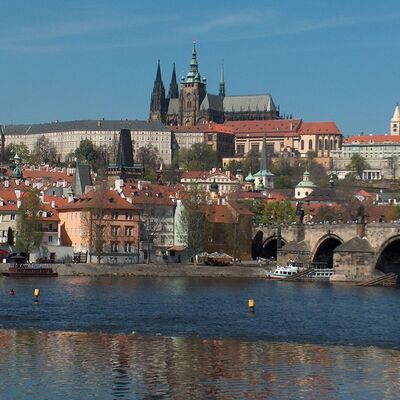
{"left": 0, "top": 276, "right": 399, "bottom": 399}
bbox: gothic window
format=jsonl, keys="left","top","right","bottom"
{"left": 330, "top": 139, "right": 334, "bottom": 150}
{"left": 308, "top": 139, "right": 313, "bottom": 150}
{"left": 319, "top": 139, "right": 323, "bottom": 150}
{"left": 325, "top": 139, "right": 329, "bottom": 150}
{"left": 300, "top": 140, "right": 304, "bottom": 151}
{"left": 334, "top": 140, "right": 338, "bottom": 150}
{"left": 187, "top": 100, "right": 192, "bottom": 109}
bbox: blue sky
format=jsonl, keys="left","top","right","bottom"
{"left": 0, "top": 0, "right": 399, "bottom": 135}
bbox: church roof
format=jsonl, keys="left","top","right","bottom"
{"left": 200, "top": 94, "right": 223, "bottom": 112}
{"left": 223, "top": 94, "right": 276, "bottom": 113}
{"left": 253, "top": 169, "right": 274, "bottom": 177}
{"left": 167, "top": 98, "right": 180, "bottom": 115}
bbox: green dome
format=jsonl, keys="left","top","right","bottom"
{"left": 245, "top": 172, "right": 255, "bottom": 182}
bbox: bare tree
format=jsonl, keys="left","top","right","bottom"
{"left": 140, "top": 206, "right": 167, "bottom": 264}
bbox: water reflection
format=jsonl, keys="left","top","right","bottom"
{"left": 0, "top": 329, "right": 399, "bottom": 399}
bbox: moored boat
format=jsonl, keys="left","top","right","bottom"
{"left": 268, "top": 262, "right": 303, "bottom": 280}
{"left": 2, "top": 265, "right": 58, "bottom": 277}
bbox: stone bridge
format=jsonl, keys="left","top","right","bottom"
{"left": 252, "top": 222, "right": 400, "bottom": 280}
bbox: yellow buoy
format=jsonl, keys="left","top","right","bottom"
{"left": 248, "top": 299, "right": 255, "bottom": 310}
{"left": 34, "top": 288, "right": 40, "bottom": 297}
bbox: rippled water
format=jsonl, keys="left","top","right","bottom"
{"left": 1, "top": 330, "right": 399, "bottom": 399}
{"left": 0, "top": 277, "right": 399, "bottom": 399}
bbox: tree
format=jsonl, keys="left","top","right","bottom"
{"left": 75, "top": 139, "right": 106, "bottom": 172}
{"left": 32, "top": 136, "right": 58, "bottom": 165}
{"left": 241, "top": 149, "right": 260, "bottom": 176}
{"left": 225, "top": 160, "right": 243, "bottom": 174}
{"left": 260, "top": 201, "right": 296, "bottom": 224}
{"left": 178, "top": 187, "right": 210, "bottom": 262}
{"left": 176, "top": 143, "right": 218, "bottom": 171}
{"left": 314, "top": 205, "right": 340, "bottom": 223}
{"left": 4, "top": 143, "right": 31, "bottom": 164}
{"left": 140, "top": 206, "right": 167, "bottom": 264}
{"left": 136, "top": 146, "right": 162, "bottom": 182}
{"left": 16, "top": 189, "right": 44, "bottom": 260}
{"left": 346, "top": 154, "right": 370, "bottom": 180}
{"left": 7, "top": 227, "right": 14, "bottom": 246}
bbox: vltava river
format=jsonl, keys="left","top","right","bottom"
{"left": 0, "top": 276, "right": 399, "bottom": 399}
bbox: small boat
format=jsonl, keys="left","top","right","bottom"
{"left": 2, "top": 265, "right": 58, "bottom": 277}
{"left": 268, "top": 261, "right": 303, "bottom": 280}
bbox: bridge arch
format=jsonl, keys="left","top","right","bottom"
{"left": 311, "top": 234, "right": 344, "bottom": 269}
{"left": 251, "top": 231, "right": 287, "bottom": 260}
{"left": 375, "top": 235, "right": 400, "bottom": 274}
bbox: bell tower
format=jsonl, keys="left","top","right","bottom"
{"left": 391, "top": 104, "right": 400, "bottom": 135}
{"left": 179, "top": 43, "right": 207, "bottom": 126}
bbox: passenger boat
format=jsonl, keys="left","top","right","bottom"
{"left": 268, "top": 262, "right": 303, "bottom": 280}
{"left": 2, "top": 265, "right": 58, "bottom": 277}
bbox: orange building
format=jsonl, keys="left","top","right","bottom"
{"left": 58, "top": 189, "right": 141, "bottom": 263}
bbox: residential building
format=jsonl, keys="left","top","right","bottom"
{"left": 229, "top": 119, "right": 342, "bottom": 159}
{"left": 171, "top": 123, "right": 235, "bottom": 161}
{"left": 180, "top": 168, "right": 240, "bottom": 194}
{"left": 58, "top": 189, "right": 141, "bottom": 264}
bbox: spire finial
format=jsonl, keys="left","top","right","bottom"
{"left": 219, "top": 64, "right": 225, "bottom": 97}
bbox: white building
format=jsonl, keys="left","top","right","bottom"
{"left": 4, "top": 120, "right": 173, "bottom": 165}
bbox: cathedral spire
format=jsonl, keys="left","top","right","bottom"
{"left": 219, "top": 64, "right": 225, "bottom": 97}
{"left": 168, "top": 63, "right": 179, "bottom": 99}
{"left": 149, "top": 60, "right": 166, "bottom": 122}
{"left": 184, "top": 42, "right": 202, "bottom": 83}
{"left": 155, "top": 59, "right": 162, "bottom": 82}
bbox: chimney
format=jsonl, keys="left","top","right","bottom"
{"left": 25, "top": 180, "right": 30, "bottom": 186}
{"left": 39, "top": 191, "right": 45, "bottom": 203}
{"left": 114, "top": 179, "right": 124, "bottom": 192}
{"left": 126, "top": 197, "right": 133, "bottom": 204}
{"left": 51, "top": 200, "right": 56, "bottom": 208}
{"left": 4, "top": 180, "right": 10, "bottom": 188}
{"left": 67, "top": 192, "right": 74, "bottom": 203}
{"left": 15, "top": 189, "right": 21, "bottom": 208}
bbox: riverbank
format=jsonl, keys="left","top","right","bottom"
{"left": 0, "top": 263, "right": 269, "bottom": 278}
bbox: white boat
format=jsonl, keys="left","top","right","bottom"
{"left": 310, "top": 267, "right": 334, "bottom": 279}
{"left": 268, "top": 262, "right": 303, "bottom": 280}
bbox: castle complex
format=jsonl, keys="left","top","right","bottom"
{"left": 149, "top": 44, "right": 280, "bottom": 126}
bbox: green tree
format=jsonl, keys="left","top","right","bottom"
{"left": 136, "top": 146, "right": 163, "bottom": 182}
{"left": 346, "top": 153, "right": 370, "bottom": 180}
{"left": 32, "top": 135, "right": 58, "bottom": 165}
{"left": 4, "top": 143, "right": 31, "bottom": 164}
{"left": 16, "top": 189, "right": 44, "bottom": 260}
{"left": 260, "top": 201, "right": 296, "bottom": 224}
{"left": 7, "top": 227, "right": 14, "bottom": 246}
{"left": 176, "top": 143, "right": 218, "bottom": 171}
{"left": 225, "top": 160, "right": 242, "bottom": 174}
{"left": 314, "top": 205, "right": 340, "bottom": 223}
{"left": 75, "top": 139, "right": 106, "bottom": 172}
{"left": 241, "top": 149, "right": 260, "bottom": 176}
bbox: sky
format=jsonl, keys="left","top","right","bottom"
{"left": 0, "top": 0, "right": 399, "bottom": 136}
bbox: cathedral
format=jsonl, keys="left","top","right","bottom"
{"left": 149, "top": 44, "right": 281, "bottom": 126}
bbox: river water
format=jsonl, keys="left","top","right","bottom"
{"left": 0, "top": 277, "right": 399, "bottom": 399}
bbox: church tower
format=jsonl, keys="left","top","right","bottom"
{"left": 149, "top": 60, "right": 166, "bottom": 122}
{"left": 391, "top": 104, "right": 400, "bottom": 135}
{"left": 179, "top": 43, "right": 207, "bottom": 126}
{"left": 168, "top": 63, "right": 179, "bottom": 99}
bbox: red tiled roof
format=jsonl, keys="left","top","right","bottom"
{"left": 58, "top": 189, "right": 141, "bottom": 211}
{"left": 171, "top": 123, "right": 233, "bottom": 134}
{"left": 345, "top": 135, "right": 400, "bottom": 144}
{"left": 298, "top": 122, "right": 341, "bottom": 135}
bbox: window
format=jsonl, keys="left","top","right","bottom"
{"left": 124, "top": 242, "right": 133, "bottom": 252}
{"left": 251, "top": 144, "right": 259, "bottom": 153}
{"left": 111, "top": 226, "right": 119, "bottom": 236}
{"left": 111, "top": 212, "right": 119, "bottom": 220}
{"left": 125, "top": 227, "right": 133, "bottom": 236}
{"left": 236, "top": 144, "right": 245, "bottom": 155}
{"left": 308, "top": 139, "right": 313, "bottom": 150}
{"left": 300, "top": 140, "right": 304, "bottom": 151}
{"left": 48, "top": 235, "right": 53, "bottom": 243}
{"left": 10, "top": 214, "right": 15, "bottom": 221}
{"left": 125, "top": 212, "right": 133, "bottom": 220}
{"left": 111, "top": 242, "right": 118, "bottom": 252}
